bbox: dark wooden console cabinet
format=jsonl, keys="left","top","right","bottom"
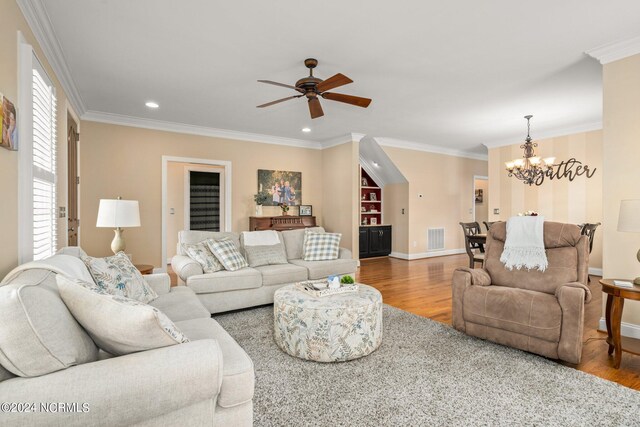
{"left": 359, "top": 225, "right": 392, "bottom": 258}
{"left": 249, "top": 216, "right": 317, "bottom": 231}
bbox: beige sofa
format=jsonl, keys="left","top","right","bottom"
{"left": 452, "top": 221, "right": 591, "bottom": 364}
{"left": 172, "top": 227, "right": 358, "bottom": 314}
{"left": 0, "top": 250, "right": 254, "bottom": 426}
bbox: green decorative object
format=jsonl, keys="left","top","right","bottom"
{"left": 340, "top": 275, "right": 355, "bottom": 284}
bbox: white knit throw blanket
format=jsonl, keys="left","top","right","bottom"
{"left": 500, "top": 216, "right": 548, "bottom": 272}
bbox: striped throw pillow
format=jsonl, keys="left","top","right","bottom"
{"left": 303, "top": 231, "right": 342, "bottom": 261}
{"left": 207, "top": 238, "right": 249, "bottom": 271}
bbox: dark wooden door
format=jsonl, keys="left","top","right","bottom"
{"left": 67, "top": 114, "right": 79, "bottom": 246}
{"left": 368, "top": 226, "right": 392, "bottom": 257}
{"left": 359, "top": 228, "right": 369, "bottom": 257}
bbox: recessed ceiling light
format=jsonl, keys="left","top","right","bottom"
{"left": 145, "top": 101, "right": 159, "bottom": 109}
{"left": 301, "top": 127, "right": 311, "bottom": 133}
{"left": 373, "top": 161, "right": 379, "bottom": 167}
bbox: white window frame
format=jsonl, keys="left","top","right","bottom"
{"left": 17, "top": 33, "right": 58, "bottom": 263}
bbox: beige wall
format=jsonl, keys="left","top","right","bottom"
{"left": 474, "top": 178, "right": 489, "bottom": 226}
{"left": 602, "top": 54, "right": 640, "bottom": 326}
{"left": 321, "top": 141, "right": 360, "bottom": 257}
{"left": 0, "top": 0, "right": 71, "bottom": 278}
{"left": 382, "top": 147, "right": 488, "bottom": 255}
{"left": 79, "top": 121, "right": 324, "bottom": 266}
{"left": 383, "top": 183, "right": 410, "bottom": 254}
{"left": 487, "top": 130, "right": 603, "bottom": 269}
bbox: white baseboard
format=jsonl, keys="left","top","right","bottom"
{"left": 598, "top": 317, "right": 640, "bottom": 339}
{"left": 589, "top": 267, "right": 603, "bottom": 276}
{"left": 389, "top": 248, "right": 466, "bottom": 260}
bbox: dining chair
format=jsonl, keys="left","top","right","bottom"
{"left": 483, "top": 221, "right": 499, "bottom": 232}
{"left": 459, "top": 222, "right": 484, "bottom": 268}
{"left": 580, "top": 222, "right": 601, "bottom": 282}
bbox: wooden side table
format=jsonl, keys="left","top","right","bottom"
{"left": 599, "top": 279, "right": 640, "bottom": 368}
{"left": 135, "top": 264, "right": 154, "bottom": 275}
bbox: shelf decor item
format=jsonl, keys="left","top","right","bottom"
{"left": 617, "top": 199, "right": 640, "bottom": 285}
{"left": 253, "top": 191, "right": 269, "bottom": 216}
{"left": 361, "top": 177, "right": 368, "bottom": 186}
{"left": 370, "top": 218, "right": 378, "bottom": 225}
{"left": 370, "top": 193, "right": 377, "bottom": 201}
{"left": 279, "top": 202, "right": 290, "bottom": 216}
{"left": 96, "top": 197, "right": 141, "bottom": 254}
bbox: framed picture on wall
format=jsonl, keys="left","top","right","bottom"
{"left": 475, "top": 189, "right": 483, "bottom": 203}
{"left": 1, "top": 95, "right": 18, "bottom": 151}
{"left": 299, "top": 205, "right": 312, "bottom": 216}
{"left": 257, "top": 169, "right": 302, "bottom": 206}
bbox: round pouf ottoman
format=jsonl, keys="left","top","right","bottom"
{"left": 273, "top": 284, "right": 383, "bottom": 362}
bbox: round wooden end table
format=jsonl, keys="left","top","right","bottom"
{"left": 599, "top": 278, "right": 640, "bottom": 369}
{"left": 135, "top": 264, "right": 154, "bottom": 275}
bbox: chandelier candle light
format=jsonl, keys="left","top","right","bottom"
{"left": 505, "top": 115, "right": 556, "bottom": 186}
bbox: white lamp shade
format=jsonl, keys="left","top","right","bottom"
{"left": 96, "top": 199, "right": 141, "bottom": 228}
{"left": 617, "top": 199, "right": 640, "bottom": 232}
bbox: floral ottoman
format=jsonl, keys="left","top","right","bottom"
{"left": 273, "top": 284, "right": 383, "bottom": 362}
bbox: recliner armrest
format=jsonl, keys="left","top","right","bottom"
{"left": 555, "top": 282, "right": 592, "bottom": 303}
{"left": 171, "top": 255, "right": 203, "bottom": 284}
{"left": 453, "top": 267, "right": 491, "bottom": 286}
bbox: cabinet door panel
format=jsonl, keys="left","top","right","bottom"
{"left": 359, "top": 229, "right": 369, "bottom": 257}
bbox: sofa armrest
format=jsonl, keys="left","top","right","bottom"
{"left": 171, "top": 255, "right": 203, "bottom": 284}
{"left": 453, "top": 267, "right": 491, "bottom": 286}
{"left": 144, "top": 273, "right": 171, "bottom": 295}
{"left": 556, "top": 283, "right": 589, "bottom": 364}
{"left": 0, "top": 340, "right": 222, "bottom": 426}
{"left": 338, "top": 248, "right": 353, "bottom": 260}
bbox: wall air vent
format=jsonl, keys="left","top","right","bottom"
{"left": 427, "top": 228, "right": 445, "bottom": 251}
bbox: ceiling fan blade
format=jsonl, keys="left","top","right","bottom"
{"left": 257, "top": 80, "right": 304, "bottom": 93}
{"left": 256, "top": 95, "right": 302, "bottom": 108}
{"left": 308, "top": 97, "right": 324, "bottom": 119}
{"left": 316, "top": 73, "right": 353, "bottom": 93}
{"left": 321, "top": 92, "right": 372, "bottom": 108}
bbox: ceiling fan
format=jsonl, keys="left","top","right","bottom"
{"left": 257, "top": 58, "right": 372, "bottom": 119}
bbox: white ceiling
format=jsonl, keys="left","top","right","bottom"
{"left": 38, "top": 0, "right": 640, "bottom": 154}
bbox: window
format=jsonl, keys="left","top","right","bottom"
{"left": 31, "top": 58, "right": 57, "bottom": 260}
{"left": 18, "top": 47, "right": 58, "bottom": 262}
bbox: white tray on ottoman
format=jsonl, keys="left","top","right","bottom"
{"left": 273, "top": 283, "right": 383, "bottom": 362}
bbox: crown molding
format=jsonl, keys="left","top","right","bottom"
{"left": 82, "top": 110, "right": 325, "bottom": 149}
{"left": 482, "top": 120, "right": 602, "bottom": 150}
{"left": 320, "top": 132, "right": 366, "bottom": 149}
{"left": 376, "top": 137, "right": 488, "bottom": 161}
{"left": 586, "top": 34, "right": 640, "bottom": 64}
{"left": 17, "top": 0, "right": 86, "bottom": 115}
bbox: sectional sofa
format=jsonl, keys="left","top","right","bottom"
{"left": 171, "top": 227, "right": 358, "bottom": 313}
{"left": 0, "top": 249, "right": 254, "bottom": 426}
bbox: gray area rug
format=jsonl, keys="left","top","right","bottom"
{"left": 214, "top": 304, "right": 640, "bottom": 426}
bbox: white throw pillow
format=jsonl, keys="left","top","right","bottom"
{"left": 82, "top": 252, "right": 158, "bottom": 303}
{"left": 57, "top": 275, "right": 189, "bottom": 356}
{"left": 207, "top": 238, "right": 249, "bottom": 271}
{"left": 303, "top": 231, "right": 342, "bottom": 261}
{"left": 182, "top": 240, "right": 224, "bottom": 273}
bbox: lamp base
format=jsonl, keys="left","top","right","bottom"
{"left": 111, "top": 228, "right": 126, "bottom": 254}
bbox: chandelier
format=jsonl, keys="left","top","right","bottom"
{"left": 505, "top": 115, "right": 556, "bottom": 186}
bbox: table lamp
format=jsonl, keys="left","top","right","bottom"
{"left": 96, "top": 198, "right": 140, "bottom": 254}
{"left": 617, "top": 199, "right": 640, "bottom": 285}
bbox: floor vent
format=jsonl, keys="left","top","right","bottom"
{"left": 427, "top": 228, "right": 445, "bottom": 251}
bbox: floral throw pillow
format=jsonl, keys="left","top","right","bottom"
{"left": 207, "top": 238, "right": 249, "bottom": 271}
{"left": 57, "top": 275, "right": 189, "bottom": 356}
{"left": 82, "top": 252, "right": 158, "bottom": 304}
{"left": 182, "top": 241, "right": 224, "bottom": 273}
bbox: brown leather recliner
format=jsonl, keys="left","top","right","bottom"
{"left": 452, "top": 221, "right": 591, "bottom": 364}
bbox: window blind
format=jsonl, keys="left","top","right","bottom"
{"left": 31, "top": 61, "right": 57, "bottom": 261}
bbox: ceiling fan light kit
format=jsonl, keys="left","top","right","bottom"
{"left": 257, "top": 58, "right": 372, "bottom": 119}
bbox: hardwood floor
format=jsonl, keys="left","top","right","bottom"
{"left": 356, "top": 255, "right": 640, "bottom": 391}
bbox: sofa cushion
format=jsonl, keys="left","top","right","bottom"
{"left": 303, "top": 230, "right": 342, "bottom": 261}
{"left": 187, "top": 268, "right": 262, "bottom": 294}
{"left": 0, "top": 279, "right": 98, "bottom": 377}
{"left": 182, "top": 241, "right": 224, "bottom": 273}
{"left": 175, "top": 318, "right": 254, "bottom": 408}
{"left": 82, "top": 252, "right": 158, "bottom": 303}
{"left": 254, "top": 264, "right": 308, "bottom": 286}
{"left": 462, "top": 285, "right": 562, "bottom": 342}
{"left": 243, "top": 245, "right": 288, "bottom": 268}
{"left": 281, "top": 227, "right": 325, "bottom": 260}
{"left": 149, "top": 286, "right": 211, "bottom": 322}
{"left": 289, "top": 258, "right": 357, "bottom": 280}
{"left": 207, "top": 238, "right": 249, "bottom": 272}
{"left": 57, "top": 276, "right": 189, "bottom": 356}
